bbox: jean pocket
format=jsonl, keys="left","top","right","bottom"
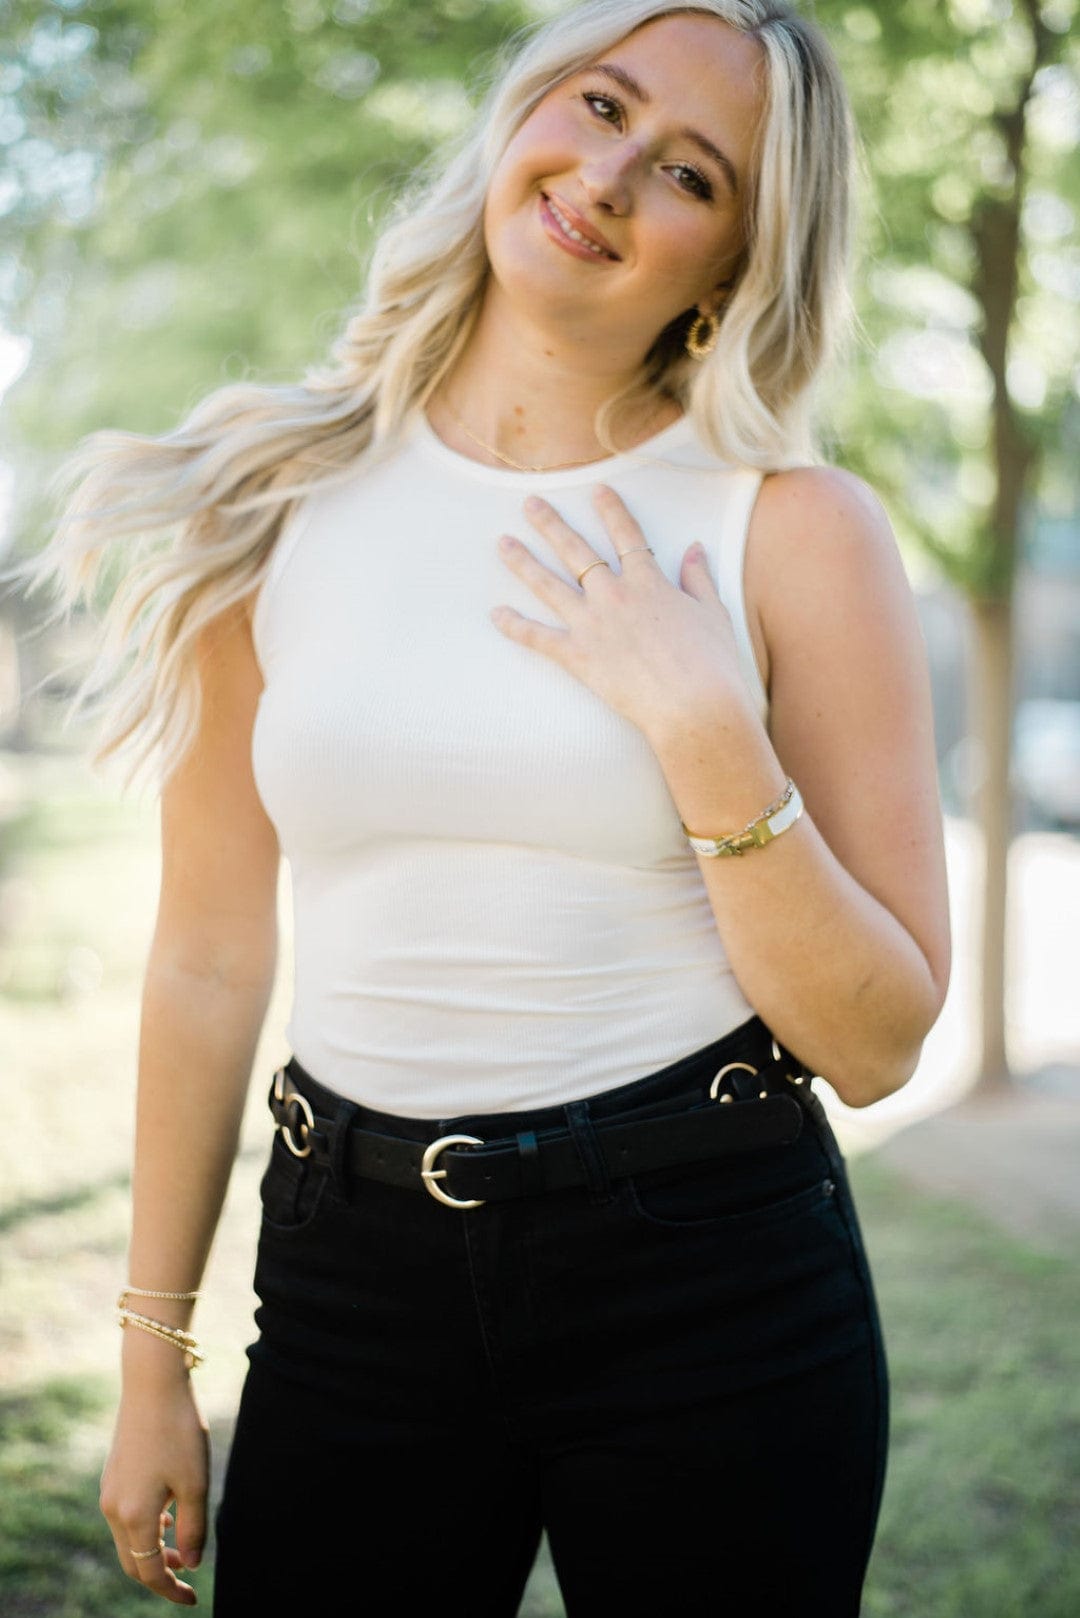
{"left": 258, "top": 1132, "right": 331, "bottom": 1237}
{"left": 625, "top": 1154, "right": 837, "bottom": 1232}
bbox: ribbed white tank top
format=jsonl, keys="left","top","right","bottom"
{"left": 251, "top": 405, "right": 769, "bottom": 1117}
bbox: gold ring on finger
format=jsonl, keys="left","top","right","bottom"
{"left": 129, "top": 1539, "right": 165, "bottom": 1560}
{"left": 615, "top": 545, "right": 654, "bottom": 559}
{"left": 576, "top": 560, "right": 610, "bottom": 586}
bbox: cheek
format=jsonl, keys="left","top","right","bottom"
{"left": 639, "top": 207, "right": 733, "bottom": 290}
{"left": 489, "top": 100, "right": 577, "bottom": 202}
{"left": 483, "top": 111, "right": 570, "bottom": 256}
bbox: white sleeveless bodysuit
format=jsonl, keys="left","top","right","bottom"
{"left": 251, "top": 406, "right": 769, "bottom": 1117}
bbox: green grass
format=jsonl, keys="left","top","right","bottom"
{"left": 2, "top": 753, "right": 1078, "bottom": 1615}
{"left": 0, "top": 1376, "right": 184, "bottom": 1617}
{"left": 850, "top": 1151, "right": 1080, "bottom": 1617}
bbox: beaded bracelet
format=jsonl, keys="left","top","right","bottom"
{"left": 118, "top": 1307, "right": 205, "bottom": 1370}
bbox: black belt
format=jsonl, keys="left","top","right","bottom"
{"left": 268, "top": 1036, "right": 817, "bottom": 1211}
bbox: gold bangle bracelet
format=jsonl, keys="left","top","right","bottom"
{"left": 118, "top": 1309, "right": 205, "bottom": 1369}
{"left": 119, "top": 1311, "right": 199, "bottom": 1347}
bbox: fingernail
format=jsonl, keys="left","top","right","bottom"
{"left": 183, "top": 1550, "right": 202, "bottom": 1568}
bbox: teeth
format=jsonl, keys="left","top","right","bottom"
{"left": 546, "top": 196, "right": 610, "bottom": 256}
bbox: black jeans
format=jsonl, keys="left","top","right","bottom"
{"left": 214, "top": 1015, "right": 889, "bottom": 1616}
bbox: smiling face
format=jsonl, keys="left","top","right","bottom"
{"left": 482, "top": 12, "right": 766, "bottom": 352}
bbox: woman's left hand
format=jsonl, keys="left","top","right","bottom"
{"left": 491, "top": 483, "right": 756, "bottom": 744}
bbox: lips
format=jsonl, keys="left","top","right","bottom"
{"left": 540, "top": 191, "right": 621, "bottom": 260}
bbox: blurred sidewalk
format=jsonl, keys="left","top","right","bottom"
{"left": 824, "top": 815, "right": 1080, "bottom": 1256}
{"left": 867, "top": 1087, "right": 1080, "bottom": 1256}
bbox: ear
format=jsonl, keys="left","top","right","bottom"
{"left": 698, "top": 282, "right": 733, "bottom": 323}
{"left": 710, "top": 256, "right": 745, "bottom": 308}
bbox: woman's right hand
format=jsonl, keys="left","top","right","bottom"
{"left": 100, "top": 1343, "right": 210, "bottom": 1607}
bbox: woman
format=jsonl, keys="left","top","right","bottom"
{"left": 30, "top": 1, "right": 950, "bottom": 1612}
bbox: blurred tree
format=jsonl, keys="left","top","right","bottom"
{"left": 816, "top": 0, "right": 1078, "bottom": 1091}
{"left": 0, "top": 0, "right": 530, "bottom": 456}
{"left": 0, "top": 0, "right": 529, "bottom": 745}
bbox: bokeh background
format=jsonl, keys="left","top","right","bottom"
{"left": 0, "top": 1, "right": 1078, "bottom": 1613}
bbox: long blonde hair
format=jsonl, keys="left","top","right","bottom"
{"left": 16, "top": 0, "right": 856, "bottom": 794}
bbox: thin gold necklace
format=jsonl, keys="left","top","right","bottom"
{"left": 439, "top": 395, "right": 610, "bottom": 473}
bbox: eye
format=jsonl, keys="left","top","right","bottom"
{"left": 581, "top": 90, "right": 623, "bottom": 125}
{"left": 579, "top": 89, "right": 714, "bottom": 201}
{"left": 668, "top": 163, "right": 713, "bottom": 200}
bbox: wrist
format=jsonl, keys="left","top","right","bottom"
{"left": 642, "top": 685, "right": 763, "bottom": 756}
{"left": 121, "top": 1328, "right": 196, "bottom": 1385}
{"left": 649, "top": 705, "right": 788, "bottom": 836}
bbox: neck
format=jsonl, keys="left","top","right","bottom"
{"left": 427, "top": 283, "right": 682, "bottom": 470}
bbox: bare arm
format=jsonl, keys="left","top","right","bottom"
{"left": 648, "top": 467, "right": 951, "bottom": 1108}
{"left": 100, "top": 596, "right": 280, "bottom": 1605}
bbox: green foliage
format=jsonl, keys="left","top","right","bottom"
{"left": 1, "top": 0, "right": 530, "bottom": 464}
{"left": 2, "top": 0, "right": 1078, "bottom": 589}
{"left": 816, "top": 0, "right": 1079, "bottom": 595}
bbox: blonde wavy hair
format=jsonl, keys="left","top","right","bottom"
{"left": 17, "top": 0, "right": 856, "bottom": 794}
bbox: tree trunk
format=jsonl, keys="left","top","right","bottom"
{"left": 963, "top": 3, "right": 1050, "bottom": 1095}
{"left": 968, "top": 594, "right": 1015, "bottom": 1094}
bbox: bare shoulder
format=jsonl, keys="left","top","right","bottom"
{"left": 751, "top": 464, "right": 904, "bottom": 605}
{"left": 742, "top": 464, "right": 910, "bottom": 695}
{"left": 755, "top": 462, "right": 891, "bottom": 529}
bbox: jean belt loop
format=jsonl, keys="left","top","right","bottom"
{"left": 325, "top": 1097, "right": 360, "bottom": 1199}
{"left": 514, "top": 1129, "right": 544, "bottom": 1198}
{"left": 563, "top": 1100, "right": 615, "bottom": 1207}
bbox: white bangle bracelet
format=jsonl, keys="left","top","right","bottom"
{"left": 683, "top": 781, "right": 804, "bottom": 858}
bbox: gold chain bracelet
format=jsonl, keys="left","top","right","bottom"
{"left": 682, "top": 778, "right": 804, "bottom": 859}
{"left": 118, "top": 1286, "right": 201, "bottom": 1304}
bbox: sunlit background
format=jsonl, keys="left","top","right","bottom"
{"left": 0, "top": 2, "right": 1078, "bottom": 1614}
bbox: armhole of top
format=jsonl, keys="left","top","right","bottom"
{"left": 714, "top": 468, "right": 769, "bottom": 719}
{"left": 250, "top": 498, "right": 314, "bottom": 680}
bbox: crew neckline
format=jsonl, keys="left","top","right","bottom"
{"left": 411, "top": 404, "right": 695, "bottom": 488}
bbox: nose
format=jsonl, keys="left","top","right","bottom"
{"left": 577, "top": 144, "right": 642, "bottom": 215}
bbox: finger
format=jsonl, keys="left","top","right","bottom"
{"left": 489, "top": 605, "right": 572, "bottom": 662}
{"left": 591, "top": 484, "right": 661, "bottom": 570}
{"left": 122, "top": 1545, "right": 197, "bottom": 1605}
{"left": 496, "top": 534, "right": 580, "bottom": 617}
{"left": 132, "top": 1550, "right": 198, "bottom": 1608}
{"left": 175, "top": 1486, "right": 207, "bottom": 1570}
{"left": 114, "top": 1511, "right": 198, "bottom": 1606}
{"left": 521, "top": 494, "right": 608, "bottom": 581}
{"left": 681, "top": 539, "right": 720, "bottom": 595}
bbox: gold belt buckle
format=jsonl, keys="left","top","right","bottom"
{"left": 709, "top": 1039, "right": 809, "bottom": 1103}
{"left": 709, "top": 1060, "right": 761, "bottom": 1103}
{"left": 272, "top": 1067, "right": 315, "bottom": 1159}
{"left": 420, "top": 1133, "right": 487, "bottom": 1209}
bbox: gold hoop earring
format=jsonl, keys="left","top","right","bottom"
{"left": 685, "top": 309, "right": 720, "bottom": 360}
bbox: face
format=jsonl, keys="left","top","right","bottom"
{"left": 482, "top": 12, "right": 766, "bottom": 350}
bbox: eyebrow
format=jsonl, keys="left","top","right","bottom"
{"left": 585, "top": 61, "right": 741, "bottom": 198}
